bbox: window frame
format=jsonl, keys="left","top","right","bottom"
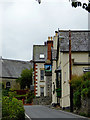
{"left": 40, "top": 87, "right": 44, "bottom": 96}
{"left": 40, "top": 70, "right": 44, "bottom": 81}
{"left": 39, "top": 54, "right": 45, "bottom": 59}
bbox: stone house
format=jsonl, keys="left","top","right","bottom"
{"left": 33, "top": 37, "right": 53, "bottom": 104}
{"left": 33, "top": 45, "right": 48, "bottom": 96}
{"left": 52, "top": 30, "right": 90, "bottom": 109}
{"left": 0, "top": 58, "right": 32, "bottom": 89}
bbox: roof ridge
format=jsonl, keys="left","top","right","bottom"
{"left": 2, "top": 58, "right": 30, "bottom": 63}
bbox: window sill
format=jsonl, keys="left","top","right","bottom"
{"left": 40, "top": 80, "right": 45, "bottom": 82}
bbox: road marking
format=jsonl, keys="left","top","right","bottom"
{"left": 25, "top": 113, "right": 32, "bottom": 120}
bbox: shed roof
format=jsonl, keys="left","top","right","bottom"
{"left": 0, "top": 58, "right": 32, "bottom": 78}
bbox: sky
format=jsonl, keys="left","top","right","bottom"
{"left": 0, "top": 0, "right": 89, "bottom": 61}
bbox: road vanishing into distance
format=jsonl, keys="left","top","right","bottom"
{"left": 24, "top": 105, "right": 89, "bottom": 120}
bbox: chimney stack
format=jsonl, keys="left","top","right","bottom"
{"left": 47, "top": 36, "right": 53, "bottom": 61}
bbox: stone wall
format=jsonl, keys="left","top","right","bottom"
{"left": 79, "top": 98, "right": 90, "bottom": 115}
{"left": 46, "top": 76, "right": 52, "bottom": 98}
{"left": 74, "top": 97, "right": 90, "bottom": 116}
{"left": 33, "top": 96, "right": 52, "bottom": 105}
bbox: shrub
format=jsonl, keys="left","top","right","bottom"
{"left": 2, "top": 96, "right": 25, "bottom": 120}
{"left": 73, "top": 90, "right": 81, "bottom": 108}
{"left": 71, "top": 72, "right": 90, "bottom": 109}
{"left": 26, "top": 91, "right": 35, "bottom": 103}
{"left": 70, "top": 75, "right": 83, "bottom": 90}
{"left": 2, "top": 89, "right": 9, "bottom": 97}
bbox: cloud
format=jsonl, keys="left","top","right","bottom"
{"left": 1, "top": 0, "right": 88, "bottom": 60}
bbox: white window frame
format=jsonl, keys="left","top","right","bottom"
{"left": 40, "top": 54, "right": 45, "bottom": 59}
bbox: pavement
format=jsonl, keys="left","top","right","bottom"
{"left": 24, "top": 105, "right": 90, "bottom": 120}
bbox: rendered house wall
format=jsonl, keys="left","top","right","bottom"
{"left": 52, "top": 61, "right": 57, "bottom": 104}
{"left": 52, "top": 32, "right": 58, "bottom": 104}
{"left": 52, "top": 30, "right": 90, "bottom": 108}
{"left": 61, "top": 52, "right": 90, "bottom": 108}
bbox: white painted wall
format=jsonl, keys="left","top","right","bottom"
{"left": 35, "top": 63, "right": 46, "bottom": 97}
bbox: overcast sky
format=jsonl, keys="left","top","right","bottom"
{"left": 0, "top": 0, "right": 88, "bottom": 61}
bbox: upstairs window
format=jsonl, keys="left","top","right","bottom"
{"left": 40, "top": 54, "right": 44, "bottom": 59}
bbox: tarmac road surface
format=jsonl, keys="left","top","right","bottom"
{"left": 24, "top": 105, "right": 89, "bottom": 120}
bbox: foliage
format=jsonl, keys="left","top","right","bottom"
{"left": 17, "top": 68, "right": 33, "bottom": 89}
{"left": 2, "top": 89, "right": 9, "bottom": 97}
{"left": 73, "top": 90, "right": 81, "bottom": 108}
{"left": 8, "top": 91, "right": 17, "bottom": 99}
{"left": 70, "top": 72, "right": 90, "bottom": 109}
{"left": 70, "top": 75, "right": 83, "bottom": 90}
{"left": 2, "top": 88, "right": 34, "bottom": 104}
{"left": 70, "top": 1, "right": 90, "bottom": 13}
{"left": 26, "top": 91, "right": 35, "bottom": 103}
{"left": 2, "top": 96, "right": 25, "bottom": 120}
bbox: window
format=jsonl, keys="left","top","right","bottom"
{"left": 40, "top": 54, "right": 44, "bottom": 59}
{"left": 6, "top": 82, "right": 11, "bottom": 89}
{"left": 40, "top": 70, "right": 44, "bottom": 80}
{"left": 40, "top": 87, "right": 44, "bottom": 96}
{"left": 83, "top": 68, "right": 90, "bottom": 73}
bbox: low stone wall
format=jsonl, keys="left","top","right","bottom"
{"left": 79, "top": 98, "right": 90, "bottom": 115}
{"left": 33, "top": 96, "right": 52, "bottom": 105}
{"left": 74, "top": 97, "right": 90, "bottom": 116}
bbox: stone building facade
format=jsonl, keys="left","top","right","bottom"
{"left": 33, "top": 37, "right": 53, "bottom": 104}
{"left": 0, "top": 58, "right": 32, "bottom": 89}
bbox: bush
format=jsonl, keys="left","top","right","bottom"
{"left": 26, "top": 91, "right": 35, "bottom": 103}
{"left": 71, "top": 72, "right": 90, "bottom": 109}
{"left": 2, "top": 89, "right": 9, "bottom": 97}
{"left": 2, "top": 96, "right": 25, "bottom": 120}
{"left": 73, "top": 90, "right": 81, "bottom": 108}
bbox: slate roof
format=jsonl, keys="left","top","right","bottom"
{"left": 33, "top": 45, "right": 47, "bottom": 62}
{"left": 59, "top": 30, "right": 90, "bottom": 52}
{"left": 0, "top": 58, "right": 32, "bottom": 78}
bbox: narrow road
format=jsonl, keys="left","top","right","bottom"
{"left": 24, "top": 105, "right": 89, "bottom": 120}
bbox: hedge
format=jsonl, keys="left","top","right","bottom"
{"left": 70, "top": 72, "right": 90, "bottom": 109}
{"left": 2, "top": 96, "right": 25, "bottom": 120}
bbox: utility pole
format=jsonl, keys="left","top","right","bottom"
{"left": 69, "top": 30, "right": 73, "bottom": 112}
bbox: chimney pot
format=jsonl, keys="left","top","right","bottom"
{"left": 48, "top": 37, "right": 50, "bottom": 41}
{"left": 51, "top": 37, "right": 53, "bottom": 41}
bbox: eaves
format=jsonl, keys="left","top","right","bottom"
{"left": 73, "top": 62, "right": 90, "bottom": 66}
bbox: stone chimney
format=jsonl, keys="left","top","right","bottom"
{"left": 47, "top": 36, "right": 53, "bottom": 61}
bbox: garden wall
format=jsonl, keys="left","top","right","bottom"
{"left": 33, "top": 96, "right": 52, "bottom": 105}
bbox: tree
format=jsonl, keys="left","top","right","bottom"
{"left": 36, "top": 0, "right": 90, "bottom": 13}
{"left": 71, "top": 0, "right": 90, "bottom": 13}
{"left": 17, "top": 68, "right": 33, "bottom": 89}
